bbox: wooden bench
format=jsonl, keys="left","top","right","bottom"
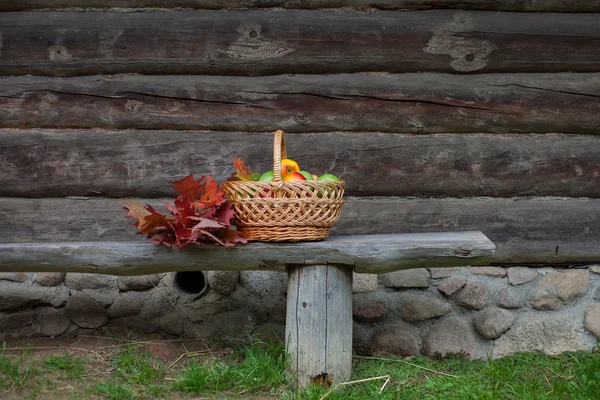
{"left": 0, "top": 231, "right": 495, "bottom": 387}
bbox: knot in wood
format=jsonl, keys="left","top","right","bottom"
{"left": 48, "top": 45, "right": 72, "bottom": 62}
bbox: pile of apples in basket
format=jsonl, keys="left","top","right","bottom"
{"left": 252, "top": 159, "right": 341, "bottom": 184}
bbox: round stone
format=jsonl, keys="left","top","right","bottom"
{"left": 401, "top": 293, "right": 451, "bottom": 322}
{"left": 65, "top": 292, "right": 109, "bottom": 329}
{"left": 372, "top": 324, "right": 419, "bottom": 357}
{"left": 457, "top": 282, "right": 488, "bottom": 310}
{"left": 353, "top": 302, "right": 388, "bottom": 323}
{"left": 36, "top": 272, "right": 66, "bottom": 287}
{"left": 423, "top": 317, "right": 477, "bottom": 359}
{"left": 39, "top": 308, "right": 71, "bottom": 336}
{"left": 473, "top": 307, "right": 514, "bottom": 340}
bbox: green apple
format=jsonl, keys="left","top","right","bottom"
{"left": 258, "top": 170, "right": 274, "bottom": 181}
{"left": 317, "top": 173, "right": 340, "bottom": 182}
{"left": 299, "top": 171, "right": 314, "bottom": 180}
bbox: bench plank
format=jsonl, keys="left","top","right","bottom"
{"left": 0, "top": 196, "right": 594, "bottom": 264}
{"left": 0, "top": 231, "right": 495, "bottom": 275}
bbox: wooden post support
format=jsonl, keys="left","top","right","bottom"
{"left": 285, "top": 264, "right": 353, "bottom": 388}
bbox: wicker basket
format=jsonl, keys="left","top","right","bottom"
{"left": 221, "top": 130, "right": 345, "bottom": 242}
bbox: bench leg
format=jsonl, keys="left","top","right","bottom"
{"left": 285, "top": 264, "right": 353, "bottom": 388}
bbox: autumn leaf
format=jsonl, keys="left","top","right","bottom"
{"left": 122, "top": 201, "right": 168, "bottom": 234}
{"left": 213, "top": 200, "right": 236, "bottom": 225}
{"left": 192, "top": 176, "right": 225, "bottom": 208}
{"left": 232, "top": 156, "right": 256, "bottom": 181}
{"left": 215, "top": 228, "right": 249, "bottom": 247}
{"left": 190, "top": 217, "right": 227, "bottom": 231}
{"left": 124, "top": 174, "right": 248, "bottom": 248}
{"left": 171, "top": 174, "right": 202, "bottom": 201}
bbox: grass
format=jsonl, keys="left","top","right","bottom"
{"left": 0, "top": 342, "right": 51, "bottom": 396}
{"left": 177, "top": 337, "right": 288, "bottom": 396}
{"left": 292, "top": 352, "right": 600, "bottom": 400}
{"left": 93, "top": 381, "right": 135, "bottom": 400}
{"left": 0, "top": 338, "right": 599, "bottom": 399}
{"left": 110, "top": 345, "right": 167, "bottom": 396}
{"left": 45, "top": 353, "right": 86, "bottom": 381}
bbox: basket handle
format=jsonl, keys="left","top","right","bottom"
{"left": 273, "top": 129, "right": 287, "bottom": 182}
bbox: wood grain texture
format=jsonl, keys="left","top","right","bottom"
{"left": 1, "top": 11, "right": 599, "bottom": 75}
{"left": 0, "top": 232, "right": 494, "bottom": 274}
{"left": 324, "top": 265, "right": 353, "bottom": 383}
{"left": 287, "top": 265, "right": 327, "bottom": 387}
{"left": 2, "top": 1, "right": 598, "bottom": 12}
{"left": 3, "top": 74, "right": 600, "bottom": 133}
{"left": 0, "top": 196, "right": 595, "bottom": 264}
{"left": 1, "top": 129, "right": 599, "bottom": 198}
{"left": 286, "top": 264, "right": 353, "bottom": 387}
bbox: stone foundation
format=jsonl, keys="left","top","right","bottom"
{"left": 0, "top": 266, "right": 599, "bottom": 359}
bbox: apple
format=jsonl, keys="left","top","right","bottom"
{"left": 258, "top": 170, "right": 274, "bottom": 181}
{"left": 299, "top": 171, "right": 314, "bottom": 180}
{"left": 281, "top": 158, "right": 300, "bottom": 176}
{"left": 283, "top": 171, "right": 307, "bottom": 182}
{"left": 317, "top": 173, "right": 340, "bottom": 182}
{"left": 311, "top": 174, "right": 319, "bottom": 180}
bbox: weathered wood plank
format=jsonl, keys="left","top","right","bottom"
{"left": 0, "top": 232, "right": 494, "bottom": 274}
{"left": 324, "top": 265, "right": 353, "bottom": 383}
{"left": 1, "top": 129, "right": 599, "bottom": 198}
{"left": 3, "top": 74, "right": 600, "bottom": 133}
{"left": 289, "top": 265, "right": 327, "bottom": 387}
{"left": 1, "top": 11, "right": 599, "bottom": 75}
{"left": 286, "top": 264, "right": 353, "bottom": 387}
{"left": 2, "top": 1, "right": 598, "bottom": 12}
{"left": 0, "top": 196, "right": 595, "bottom": 264}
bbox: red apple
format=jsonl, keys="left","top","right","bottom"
{"left": 283, "top": 171, "right": 307, "bottom": 182}
{"left": 281, "top": 158, "right": 300, "bottom": 176}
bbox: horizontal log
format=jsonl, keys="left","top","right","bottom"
{"left": 0, "top": 231, "right": 495, "bottom": 275}
{"left": 1, "top": 11, "right": 600, "bottom": 75}
{"left": 3, "top": 73, "right": 600, "bottom": 134}
{"left": 1, "top": 1, "right": 598, "bottom": 12}
{"left": 1, "top": 129, "right": 599, "bottom": 198}
{"left": 0, "top": 196, "right": 598, "bottom": 264}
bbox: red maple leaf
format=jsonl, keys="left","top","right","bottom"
{"left": 123, "top": 174, "right": 248, "bottom": 248}
{"left": 193, "top": 176, "right": 225, "bottom": 208}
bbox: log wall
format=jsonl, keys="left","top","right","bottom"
{"left": 2, "top": 11, "right": 600, "bottom": 76}
{"left": 0, "top": 3, "right": 599, "bottom": 265}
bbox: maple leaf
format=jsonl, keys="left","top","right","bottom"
{"left": 190, "top": 217, "right": 227, "bottom": 231}
{"left": 232, "top": 156, "right": 256, "bottom": 181}
{"left": 124, "top": 174, "right": 250, "bottom": 248}
{"left": 192, "top": 176, "right": 225, "bottom": 208}
{"left": 122, "top": 201, "right": 168, "bottom": 235}
{"left": 213, "top": 200, "right": 236, "bottom": 225}
{"left": 171, "top": 175, "right": 202, "bottom": 201}
{"left": 215, "top": 228, "right": 249, "bottom": 247}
